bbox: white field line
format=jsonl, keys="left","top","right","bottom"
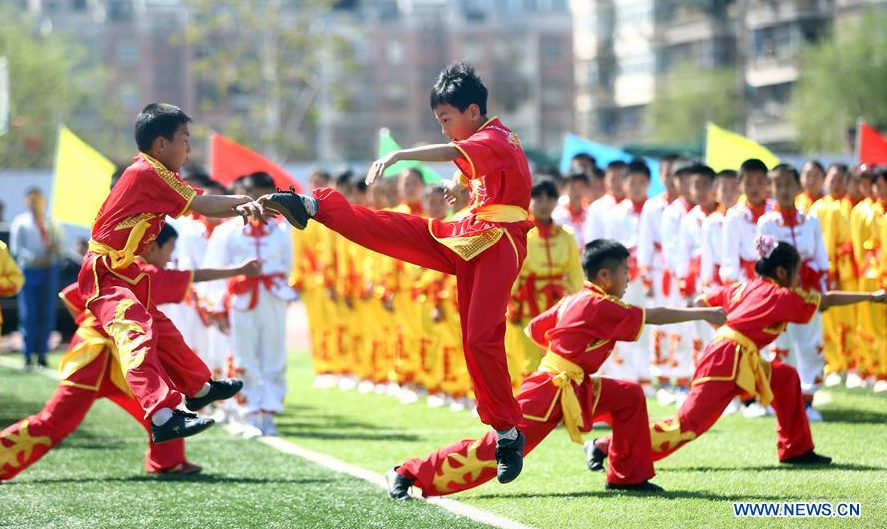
{"left": 0, "top": 355, "right": 536, "bottom": 529}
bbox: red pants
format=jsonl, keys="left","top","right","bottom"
{"left": 78, "top": 254, "right": 209, "bottom": 418}
{"left": 397, "top": 374, "right": 655, "bottom": 496}
{"left": 313, "top": 188, "right": 526, "bottom": 430}
{"left": 0, "top": 354, "right": 186, "bottom": 480}
{"left": 599, "top": 357, "right": 813, "bottom": 461}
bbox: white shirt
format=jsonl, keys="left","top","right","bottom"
{"left": 719, "top": 198, "right": 775, "bottom": 284}
{"left": 582, "top": 194, "right": 620, "bottom": 242}
{"left": 9, "top": 211, "right": 65, "bottom": 268}
{"left": 637, "top": 192, "right": 671, "bottom": 274}
{"left": 552, "top": 203, "right": 587, "bottom": 249}
{"left": 661, "top": 197, "right": 693, "bottom": 274}
{"left": 756, "top": 208, "right": 830, "bottom": 292}
{"left": 203, "top": 218, "right": 296, "bottom": 311}
{"left": 676, "top": 205, "right": 720, "bottom": 290}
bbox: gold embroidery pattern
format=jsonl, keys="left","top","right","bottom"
{"left": 114, "top": 213, "right": 157, "bottom": 231}
{"left": 432, "top": 439, "right": 497, "bottom": 493}
{"left": 102, "top": 299, "right": 149, "bottom": 372}
{"left": 0, "top": 419, "right": 52, "bottom": 471}
{"left": 429, "top": 222, "right": 504, "bottom": 261}
{"left": 140, "top": 152, "right": 196, "bottom": 203}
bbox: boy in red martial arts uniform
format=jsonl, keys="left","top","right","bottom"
{"left": 79, "top": 103, "right": 267, "bottom": 443}
{"left": 1, "top": 224, "right": 260, "bottom": 480}
{"left": 383, "top": 239, "right": 726, "bottom": 499}
{"left": 587, "top": 236, "right": 886, "bottom": 470}
{"left": 263, "top": 62, "right": 534, "bottom": 482}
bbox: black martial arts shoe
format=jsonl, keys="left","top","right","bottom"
{"left": 495, "top": 429, "right": 525, "bottom": 484}
{"left": 585, "top": 438, "right": 607, "bottom": 472}
{"left": 780, "top": 450, "right": 832, "bottom": 465}
{"left": 185, "top": 379, "right": 244, "bottom": 412}
{"left": 605, "top": 480, "right": 665, "bottom": 493}
{"left": 151, "top": 410, "right": 215, "bottom": 444}
{"left": 263, "top": 187, "right": 312, "bottom": 230}
{"left": 385, "top": 467, "right": 414, "bottom": 501}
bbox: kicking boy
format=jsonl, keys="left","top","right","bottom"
{"left": 383, "top": 239, "right": 726, "bottom": 499}
{"left": 79, "top": 103, "right": 267, "bottom": 443}
{"left": 263, "top": 62, "right": 533, "bottom": 483}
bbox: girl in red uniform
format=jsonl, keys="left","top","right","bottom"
{"left": 589, "top": 235, "right": 886, "bottom": 469}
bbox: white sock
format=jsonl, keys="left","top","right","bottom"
{"left": 496, "top": 426, "right": 518, "bottom": 441}
{"left": 193, "top": 382, "right": 211, "bottom": 398}
{"left": 304, "top": 196, "right": 317, "bottom": 217}
{"left": 151, "top": 407, "right": 174, "bottom": 426}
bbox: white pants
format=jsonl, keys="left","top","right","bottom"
{"left": 601, "top": 279, "right": 651, "bottom": 382}
{"left": 772, "top": 311, "right": 824, "bottom": 396}
{"left": 230, "top": 291, "right": 288, "bottom": 414}
{"left": 648, "top": 271, "right": 695, "bottom": 382}
{"left": 205, "top": 324, "right": 230, "bottom": 378}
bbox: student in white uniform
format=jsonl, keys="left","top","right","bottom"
{"left": 720, "top": 159, "right": 775, "bottom": 286}
{"left": 583, "top": 161, "right": 627, "bottom": 242}
{"left": 552, "top": 171, "right": 591, "bottom": 249}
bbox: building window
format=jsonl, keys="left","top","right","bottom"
{"left": 71, "top": 0, "right": 87, "bottom": 10}
{"left": 108, "top": 0, "right": 133, "bottom": 22}
{"left": 385, "top": 39, "right": 405, "bottom": 66}
{"left": 540, "top": 36, "right": 564, "bottom": 62}
{"left": 118, "top": 39, "right": 138, "bottom": 65}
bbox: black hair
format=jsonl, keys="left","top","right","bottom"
{"left": 155, "top": 223, "right": 178, "bottom": 248}
{"left": 109, "top": 167, "right": 127, "bottom": 190}
{"left": 627, "top": 158, "right": 651, "bottom": 179}
{"left": 334, "top": 169, "right": 355, "bottom": 187}
{"left": 351, "top": 172, "right": 369, "bottom": 193}
{"left": 135, "top": 103, "right": 192, "bottom": 152}
{"left": 24, "top": 186, "right": 44, "bottom": 196}
{"left": 739, "top": 158, "right": 769, "bottom": 177}
{"left": 424, "top": 184, "right": 447, "bottom": 198}
{"left": 770, "top": 163, "right": 800, "bottom": 184}
{"left": 661, "top": 153, "right": 680, "bottom": 163}
{"left": 566, "top": 170, "right": 590, "bottom": 184}
{"left": 606, "top": 160, "right": 627, "bottom": 171}
{"left": 827, "top": 163, "right": 849, "bottom": 176}
{"left": 571, "top": 152, "right": 597, "bottom": 167}
{"left": 873, "top": 167, "right": 887, "bottom": 185}
{"left": 755, "top": 241, "right": 800, "bottom": 280}
{"left": 430, "top": 61, "right": 488, "bottom": 115}
{"left": 687, "top": 163, "right": 716, "bottom": 182}
{"left": 591, "top": 167, "right": 605, "bottom": 180}
{"left": 246, "top": 171, "right": 275, "bottom": 191}
{"left": 203, "top": 180, "right": 227, "bottom": 195}
{"left": 180, "top": 163, "right": 210, "bottom": 184}
{"left": 310, "top": 169, "right": 331, "bottom": 183}
{"left": 716, "top": 169, "right": 738, "bottom": 180}
{"left": 531, "top": 178, "right": 559, "bottom": 199}
{"left": 673, "top": 158, "right": 698, "bottom": 176}
{"left": 804, "top": 160, "right": 826, "bottom": 174}
{"left": 582, "top": 239, "right": 630, "bottom": 281}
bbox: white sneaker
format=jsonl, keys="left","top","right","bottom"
{"left": 641, "top": 383, "right": 656, "bottom": 398}
{"left": 357, "top": 380, "right": 375, "bottom": 393}
{"left": 722, "top": 398, "right": 741, "bottom": 416}
{"left": 386, "top": 382, "right": 402, "bottom": 396}
{"left": 743, "top": 402, "right": 768, "bottom": 419}
{"left": 374, "top": 383, "right": 389, "bottom": 394}
{"left": 823, "top": 372, "right": 843, "bottom": 388}
{"left": 449, "top": 397, "right": 470, "bottom": 412}
{"left": 426, "top": 393, "right": 447, "bottom": 408}
{"left": 806, "top": 406, "right": 823, "bottom": 423}
{"left": 242, "top": 413, "right": 264, "bottom": 439}
{"left": 399, "top": 387, "right": 419, "bottom": 405}
{"left": 673, "top": 387, "right": 690, "bottom": 408}
{"left": 873, "top": 380, "right": 887, "bottom": 393}
{"left": 261, "top": 413, "right": 279, "bottom": 437}
{"left": 313, "top": 374, "right": 338, "bottom": 389}
{"left": 656, "top": 388, "right": 676, "bottom": 406}
{"left": 338, "top": 376, "right": 358, "bottom": 391}
{"left": 845, "top": 372, "right": 866, "bottom": 389}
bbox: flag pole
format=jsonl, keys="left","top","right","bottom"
{"left": 854, "top": 117, "right": 863, "bottom": 165}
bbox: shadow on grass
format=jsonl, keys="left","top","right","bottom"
{"left": 470, "top": 490, "right": 810, "bottom": 502}
{"left": 274, "top": 409, "right": 420, "bottom": 442}
{"left": 5, "top": 475, "right": 334, "bottom": 485}
{"left": 818, "top": 407, "right": 887, "bottom": 424}
{"left": 665, "top": 462, "right": 885, "bottom": 473}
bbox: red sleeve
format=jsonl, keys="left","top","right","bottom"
{"left": 525, "top": 302, "right": 560, "bottom": 349}
{"left": 702, "top": 284, "right": 734, "bottom": 310}
{"left": 149, "top": 268, "right": 194, "bottom": 305}
{"left": 586, "top": 297, "right": 646, "bottom": 343}
{"left": 778, "top": 288, "right": 821, "bottom": 324}
{"left": 145, "top": 165, "right": 199, "bottom": 218}
{"left": 450, "top": 131, "right": 496, "bottom": 180}
{"left": 59, "top": 283, "right": 86, "bottom": 319}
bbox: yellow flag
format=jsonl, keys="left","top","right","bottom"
{"left": 51, "top": 126, "right": 115, "bottom": 228}
{"left": 705, "top": 122, "right": 780, "bottom": 172}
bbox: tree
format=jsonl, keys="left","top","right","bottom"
{"left": 0, "top": 5, "right": 122, "bottom": 168}
{"left": 790, "top": 9, "right": 887, "bottom": 153}
{"left": 646, "top": 61, "right": 739, "bottom": 143}
{"left": 185, "top": 0, "right": 343, "bottom": 162}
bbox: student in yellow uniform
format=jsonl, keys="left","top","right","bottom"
{"left": 796, "top": 160, "right": 825, "bottom": 214}
{"left": 506, "top": 178, "right": 584, "bottom": 386}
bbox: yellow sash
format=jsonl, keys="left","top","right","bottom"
{"left": 695, "top": 326, "right": 774, "bottom": 407}
{"left": 88, "top": 216, "right": 152, "bottom": 270}
{"left": 474, "top": 204, "right": 529, "bottom": 223}
{"left": 537, "top": 352, "right": 590, "bottom": 444}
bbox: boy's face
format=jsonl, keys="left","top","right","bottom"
{"left": 860, "top": 176, "right": 874, "bottom": 199}
{"left": 309, "top": 172, "right": 330, "bottom": 191}
{"left": 800, "top": 163, "right": 825, "bottom": 196}
{"left": 688, "top": 173, "right": 714, "bottom": 207}
{"left": 873, "top": 177, "right": 887, "bottom": 202}
{"left": 626, "top": 172, "right": 649, "bottom": 203}
{"left": 846, "top": 173, "right": 864, "bottom": 201}
{"left": 604, "top": 167, "right": 626, "bottom": 197}
{"left": 144, "top": 237, "right": 176, "bottom": 268}
{"left": 247, "top": 185, "right": 275, "bottom": 201}
{"left": 824, "top": 167, "right": 846, "bottom": 197}
{"left": 595, "top": 260, "right": 630, "bottom": 298}
{"left": 741, "top": 170, "right": 769, "bottom": 205}
{"left": 434, "top": 103, "right": 482, "bottom": 142}
{"left": 154, "top": 123, "right": 191, "bottom": 172}
{"left": 399, "top": 171, "right": 425, "bottom": 204}
{"left": 423, "top": 191, "right": 448, "bottom": 220}
{"left": 770, "top": 170, "right": 800, "bottom": 209}
{"left": 660, "top": 159, "right": 678, "bottom": 196}
{"left": 530, "top": 193, "right": 557, "bottom": 222}
{"left": 716, "top": 177, "right": 741, "bottom": 209}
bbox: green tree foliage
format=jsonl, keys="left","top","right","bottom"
{"left": 791, "top": 9, "right": 887, "bottom": 152}
{"left": 646, "top": 61, "right": 739, "bottom": 143}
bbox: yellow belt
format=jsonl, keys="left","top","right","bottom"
{"left": 474, "top": 204, "right": 529, "bottom": 223}
{"left": 88, "top": 218, "right": 152, "bottom": 270}
{"left": 705, "top": 326, "right": 774, "bottom": 406}
{"left": 538, "top": 351, "right": 587, "bottom": 444}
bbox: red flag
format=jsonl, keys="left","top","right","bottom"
{"left": 209, "top": 133, "right": 302, "bottom": 192}
{"left": 858, "top": 122, "right": 887, "bottom": 165}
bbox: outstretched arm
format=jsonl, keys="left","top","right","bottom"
{"left": 820, "top": 289, "right": 887, "bottom": 311}
{"left": 366, "top": 144, "right": 461, "bottom": 185}
{"left": 190, "top": 194, "right": 269, "bottom": 224}
{"left": 645, "top": 306, "right": 727, "bottom": 326}
{"left": 193, "top": 259, "right": 262, "bottom": 283}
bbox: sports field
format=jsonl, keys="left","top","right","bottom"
{"left": 2, "top": 350, "right": 885, "bottom": 528}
